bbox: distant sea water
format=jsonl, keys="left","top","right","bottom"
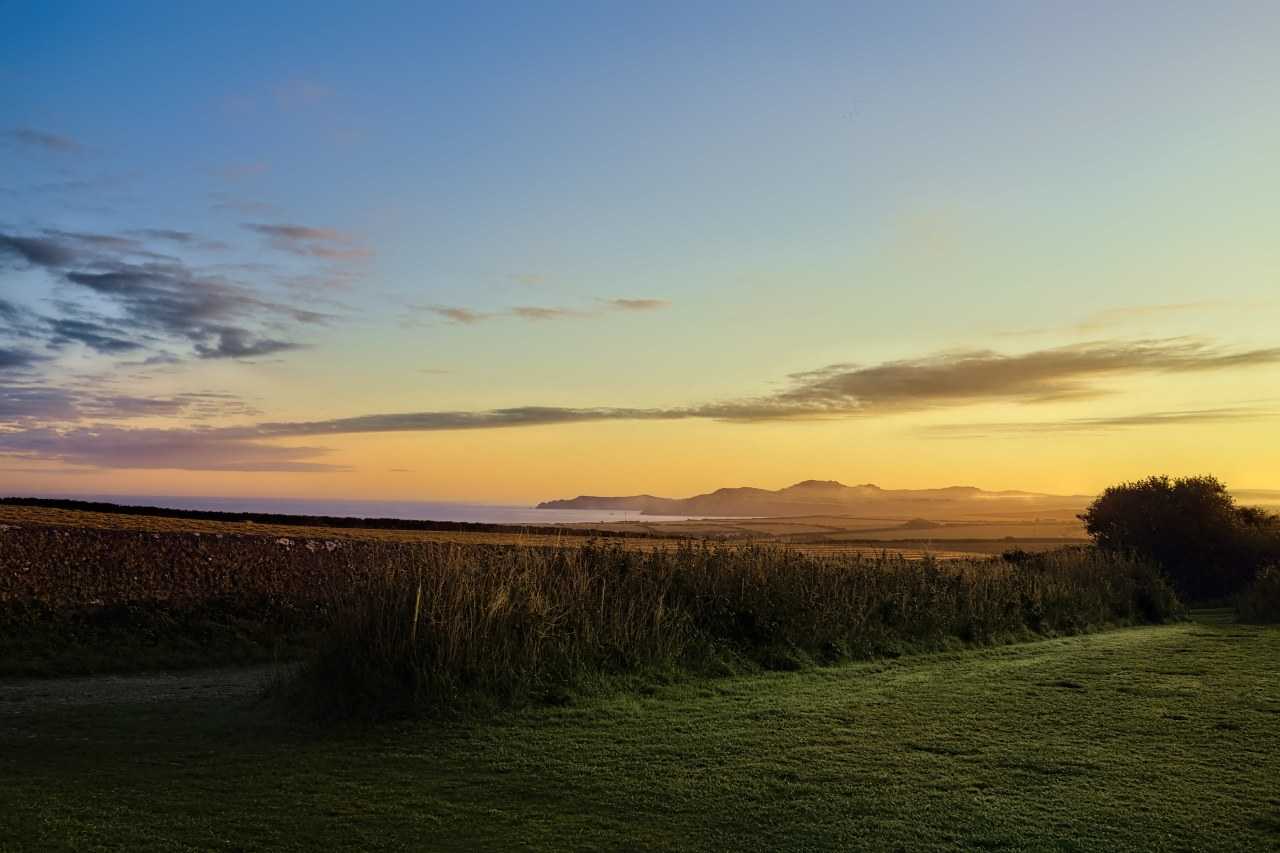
{"left": 37, "top": 494, "right": 705, "bottom": 525}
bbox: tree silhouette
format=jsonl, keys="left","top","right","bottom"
{"left": 1080, "top": 475, "right": 1279, "bottom": 602}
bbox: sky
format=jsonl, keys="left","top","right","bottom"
{"left": 2, "top": 1, "right": 1279, "bottom": 504}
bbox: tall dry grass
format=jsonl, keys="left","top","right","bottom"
{"left": 1236, "top": 566, "right": 1280, "bottom": 623}
{"left": 291, "top": 542, "right": 1180, "bottom": 718}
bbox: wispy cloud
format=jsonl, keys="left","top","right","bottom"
{"left": 0, "top": 233, "right": 78, "bottom": 267}
{"left": 761, "top": 339, "right": 1280, "bottom": 413}
{"left": 192, "top": 328, "right": 302, "bottom": 360}
{"left": 409, "top": 296, "right": 670, "bottom": 326}
{"left": 0, "top": 347, "right": 48, "bottom": 371}
{"left": 128, "top": 229, "right": 195, "bottom": 243}
{"left": 0, "top": 383, "right": 257, "bottom": 424}
{"left": 5, "top": 337, "right": 1278, "bottom": 471}
{"left": 0, "top": 425, "right": 344, "bottom": 472}
{"left": 920, "top": 406, "right": 1278, "bottom": 437}
{"left": 1000, "top": 300, "right": 1273, "bottom": 338}
{"left": 46, "top": 318, "right": 143, "bottom": 354}
{"left": 1073, "top": 302, "right": 1228, "bottom": 332}
{"left": 127, "top": 229, "right": 229, "bottom": 252}
{"left": 244, "top": 222, "right": 371, "bottom": 259}
{"left": 602, "top": 298, "right": 670, "bottom": 312}
{"left": 8, "top": 127, "right": 82, "bottom": 153}
{"left": 1, "top": 226, "right": 332, "bottom": 361}
{"left": 210, "top": 193, "right": 278, "bottom": 215}
{"left": 419, "top": 305, "right": 494, "bottom": 325}
{"left": 510, "top": 305, "right": 587, "bottom": 321}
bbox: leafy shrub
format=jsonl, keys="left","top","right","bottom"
{"left": 1080, "top": 475, "right": 1280, "bottom": 602}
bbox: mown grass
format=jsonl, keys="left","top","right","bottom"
{"left": 1, "top": 614, "right": 1276, "bottom": 851}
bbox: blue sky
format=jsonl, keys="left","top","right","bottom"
{"left": 3, "top": 1, "right": 1279, "bottom": 500}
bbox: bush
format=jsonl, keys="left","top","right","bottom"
{"left": 1080, "top": 475, "right": 1280, "bottom": 602}
{"left": 1236, "top": 567, "right": 1280, "bottom": 624}
{"left": 289, "top": 543, "right": 1180, "bottom": 719}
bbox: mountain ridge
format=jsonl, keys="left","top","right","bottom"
{"left": 536, "top": 480, "right": 1093, "bottom": 518}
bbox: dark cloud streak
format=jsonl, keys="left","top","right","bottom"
{"left": 2, "top": 225, "right": 332, "bottom": 360}
{"left": 243, "top": 223, "right": 371, "bottom": 259}
{"left": 8, "top": 127, "right": 82, "bottom": 153}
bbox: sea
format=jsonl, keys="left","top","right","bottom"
{"left": 32, "top": 494, "right": 705, "bottom": 525}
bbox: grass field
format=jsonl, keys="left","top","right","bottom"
{"left": 2, "top": 613, "right": 1276, "bottom": 851}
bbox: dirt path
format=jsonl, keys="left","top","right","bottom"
{"left": 0, "top": 664, "right": 285, "bottom": 717}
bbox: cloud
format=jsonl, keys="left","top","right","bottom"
{"left": 762, "top": 339, "right": 1280, "bottom": 414}
{"left": 409, "top": 297, "right": 671, "bottom": 326}
{"left": 128, "top": 230, "right": 228, "bottom": 252}
{"left": 64, "top": 265, "right": 327, "bottom": 350}
{"left": 0, "top": 425, "right": 344, "bottom": 472}
{"left": 41, "top": 229, "right": 144, "bottom": 253}
{"left": 0, "top": 347, "right": 47, "bottom": 371}
{"left": 221, "top": 338, "right": 1280, "bottom": 432}
{"left": 210, "top": 194, "right": 278, "bottom": 215}
{"left": 603, "top": 298, "right": 670, "bottom": 312}
{"left": 193, "top": 327, "right": 302, "bottom": 360}
{"left": 0, "top": 385, "right": 77, "bottom": 420}
{"left": 921, "top": 407, "right": 1278, "bottom": 437}
{"left": 46, "top": 318, "right": 144, "bottom": 354}
{"left": 0, "top": 233, "right": 78, "bottom": 267}
{"left": 128, "top": 229, "right": 196, "bottom": 243}
{"left": 999, "top": 300, "right": 1275, "bottom": 338}
{"left": 0, "top": 298, "right": 24, "bottom": 327}
{"left": 2, "top": 227, "right": 330, "bottom": 362}
{"left": 0, "top": 383, "right": 259, "bottom": 424}
{"left": 8, "top": 127, "right": 81, "bottom": 153}
{"left": 247, "top": 406, "right": 686, "bottom": 437}
{"left": 244, "top": 222, "right": 371, "bottom": 259}
{"left": 4, "top": 337, "right": 1278, "bottom": 472}
{"left": 1073, "top": 302, "right": 1226, "bottom": 332}
{"left": 246, "top": 225, "right": 345, "bottom": 242}
{"left": 420, "top": 305, "right": 494, "bottom": 325}
{"left": 510, "top": 305, "right": 586, "bottom": 321}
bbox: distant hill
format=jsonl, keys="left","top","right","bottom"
{"left": 537, "top": 479, "right": 1094, "bottom": 519}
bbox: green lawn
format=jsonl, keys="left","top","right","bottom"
{"left": 2, "top": 614, "right": 1277, "bottom": 852}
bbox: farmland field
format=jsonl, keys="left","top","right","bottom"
{"left": 0, "top": 503, "right": 1066, "bottom": 558}
{"left": 0, "top": 505, "right": 1164, "bottom": 680}
{"left": 561, "top": 514, "right": 1088, "bottom": 546}
{"left": 1, "top": 613, "right": 1276, "bottom": 851}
